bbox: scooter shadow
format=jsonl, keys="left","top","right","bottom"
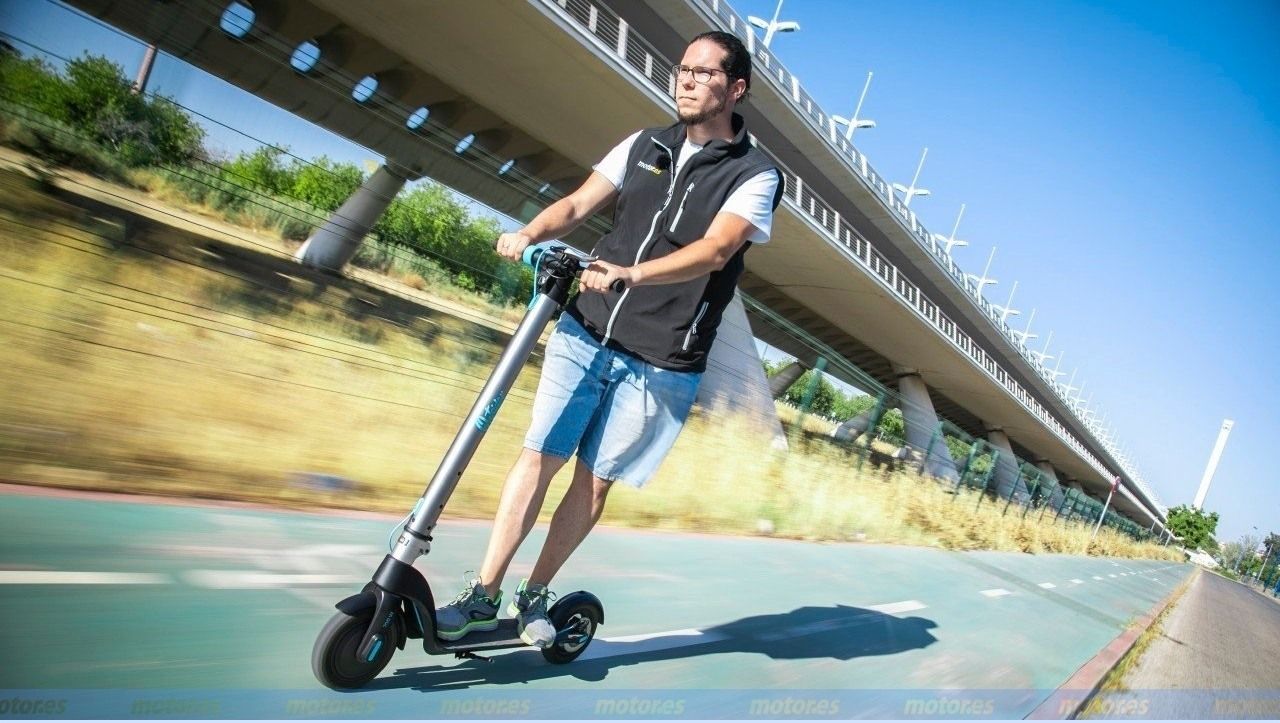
{"left": 369, "top": 604, "right": 937, "bottom": 692}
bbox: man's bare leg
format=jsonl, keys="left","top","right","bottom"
{"left": 528, "top": 458, "right": 612, "bottom": 586}
{"left": 478, "top": 447, "right": 568, "bottom": 599}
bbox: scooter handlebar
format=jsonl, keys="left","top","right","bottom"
{"left": 518, "top": 242, "right": 626, "bottom": 292}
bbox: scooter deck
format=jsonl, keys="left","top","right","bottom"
{"left": 434, "top": 618, "right": 528, "bottom": 653}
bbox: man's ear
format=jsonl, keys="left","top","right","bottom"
{"left": 732, "top": 78, "right": 747, "bottom": 103}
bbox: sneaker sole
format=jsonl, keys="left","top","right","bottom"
{"left": 435, "top": 618, "right": 500, "bottom": 641}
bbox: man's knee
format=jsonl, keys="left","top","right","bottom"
{"left": 590, "top": 474, "right": 613, "bottom": 503}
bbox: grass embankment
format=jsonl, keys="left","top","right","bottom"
{"left": 0, "top": 162, "right": 1178, "bottom": 561}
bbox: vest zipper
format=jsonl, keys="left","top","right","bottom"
{"left": 603, "top": 139, "right": 678, "bottom": 345}
{"left": 668, "top": 183, "right": 696, "bottom": 232}
{"left": 681, "top": 301, "right": 710, "bottom": 352}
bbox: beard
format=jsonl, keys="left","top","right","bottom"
{"left": 676, "top": 90, "right": 727, "bottom": 126}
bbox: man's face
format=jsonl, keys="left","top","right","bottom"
{"left": 674, "top": 39, "right": 741, "bottom": 126}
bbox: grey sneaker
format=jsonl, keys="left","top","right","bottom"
{"left": 435, "top": 574, "right": 501, "bottom": 641}
{"left": 508, "top": 578, "right": 557, "bottom": 648}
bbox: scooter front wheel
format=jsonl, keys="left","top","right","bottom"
{"left": 312, "top": 609, "right": 397, "bottom": 689}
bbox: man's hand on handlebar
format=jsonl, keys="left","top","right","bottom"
{"left": 495, "top": 231, "right": 533, "bottom": 261}
{"left": 580, "top": 259, "right": 635, "bottom": 294}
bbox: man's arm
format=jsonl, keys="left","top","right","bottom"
{"left": 578, "top": 211, "right": 759, "bottom": 292}
{"left": 495, "top": 172, "right": 617, "bottom": 261}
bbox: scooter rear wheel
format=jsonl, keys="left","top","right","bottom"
{"left": 542, "top": 601, "right": 600, "bottom": 664}
{"left": 312, "top": 609, "right": 397, "bottom": 689}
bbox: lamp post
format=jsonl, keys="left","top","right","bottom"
{"left": 1091, "top": 475, "right": 1120, "bottom": 543}
{"left": 893, "top": 147, "right": 931, "bottom": 207}
{"left": 832, "top": 72, "right": 876, "bottom": 141}
{"left": 932, "top": 203, "right": 968, "bottom": 256}
{"left": 748, "top": 0, "right": 801, "bottom": 47}
{"left": 993, "top": 280, "right": 1020, "bottom": 324}
{"left": 966, "top": 246, "right": 997, "bottom": 300}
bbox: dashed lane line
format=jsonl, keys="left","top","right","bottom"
{"left": 0, "top": 571, "right": 169, "bottom": 585}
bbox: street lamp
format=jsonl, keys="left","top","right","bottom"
{"left": 932, "top": 203, "right": 968, "bottom": 256}
{"left": 965, "top": 245, "right": 997, "bottom": 300}
{"left": 1012, "top": 308, "right": 1038, "bottom": 346}
{"left": 992, "top": 280, "right": 1021, "bottom": 324}
{"left": 893, "top": 147, "right": 931, "bottom": 207}
{"left": 1030, "top": 330, "right": 1055, "bottom": 365}
{"left": 831, "top": 71, "right": 876, "bottom": 141}
{"left": 748, "top": 0, "right": 800, "bottom": 48}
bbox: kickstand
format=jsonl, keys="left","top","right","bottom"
{"left": 455, "top": 651, "right": 492, "bottom": 663}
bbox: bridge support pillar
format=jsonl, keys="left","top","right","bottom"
{"left": 294, "top": 162, "right": 419, "bottom": 272}
{"left": 1033, "top": 459, "right": 1063, "bottom": 509}
{"left": 767, "top": 360, "right": 808, "bottom": 399}
{"left": 697, "top": 293, "right": 786, "bottom": 447}
{"left": 984, "top": 427, "right": 1027, "bottom": 501}
{"left": 893, "top": 366, "right": 958, "bottom": 481}
{"left": 831, "top": 409, "right": 874, "bottom": 442}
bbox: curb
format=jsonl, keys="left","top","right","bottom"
{"left": 1024, "top": 567, "right": 1196, "bottom": 720}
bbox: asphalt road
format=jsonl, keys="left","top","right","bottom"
{"left": 0, "top": 487, "right": 1192, "bottom": 719}
{"left": 1084, "top": 569, "right": 1280, "bottom": 719}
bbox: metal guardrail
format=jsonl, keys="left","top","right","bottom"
{"left": 542, "top": 0, "right": 1162, "bottom": 513}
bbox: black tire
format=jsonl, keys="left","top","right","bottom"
{"left": 541, "top": 601, "right": 600, "bottom": 664}
{"left": 311, "top": 609, "right": 397, "bottom": 690}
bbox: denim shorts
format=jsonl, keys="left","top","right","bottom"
{"left": 523, "top": 312, "right": 703, "bottom": 488}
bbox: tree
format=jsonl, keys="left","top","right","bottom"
{"left": 781, "top": 369, "right": 838, "bottom": 417}
{"left": 1166, "top": 504, "right": 1220, "bottom": 550}
{"left": 0, "top": 51, "right": 204, "bottom": 167}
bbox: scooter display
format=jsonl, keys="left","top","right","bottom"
{"left": 311, "top": 243, "right": 619, "bottom": 690}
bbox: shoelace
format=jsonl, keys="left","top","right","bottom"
{"left": 521, "top": 587, "right": 556, "bottom": 615}
{"left": 451, "top": 574, "right": 486, "bottom": 606}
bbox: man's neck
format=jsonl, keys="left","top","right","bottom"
{"left": 685, "top": 113, "right": 735, "bottom": 146}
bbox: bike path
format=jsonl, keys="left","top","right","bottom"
{"left": 0, "top": 489, "right": 1191, "bottom": 718}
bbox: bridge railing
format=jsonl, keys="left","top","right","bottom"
{"left": 540, "top": 0, "right": 1160, "bottom": 510}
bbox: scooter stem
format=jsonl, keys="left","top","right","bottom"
{"left": 392, "top": 291, "right": 564, "bottom": 564}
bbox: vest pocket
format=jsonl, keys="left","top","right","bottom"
{"left": 680, "top": 301, "right": 710, "bottom": 352}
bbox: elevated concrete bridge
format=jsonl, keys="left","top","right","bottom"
{"left": 62, "top": 0, "right": 1166, "bottom": 532}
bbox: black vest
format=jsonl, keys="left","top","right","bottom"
{"left": 567, "top": 113, "right": 783, "bottom": 372}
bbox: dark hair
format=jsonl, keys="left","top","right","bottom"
{"left": 690, "top": 30, "right": 751, "bottom": 102}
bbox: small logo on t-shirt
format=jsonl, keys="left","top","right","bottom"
{"left": 636, "top": 160, "right": 665, "bottom": 176}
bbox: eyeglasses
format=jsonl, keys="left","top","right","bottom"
{"left": 670, "top": 64, "right": 729, "bottom": 85}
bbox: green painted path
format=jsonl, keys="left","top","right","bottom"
{"left": 0, "top": 489, "right": 1191, "bottom": 718}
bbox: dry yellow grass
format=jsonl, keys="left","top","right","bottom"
{"left": 0, "top": 164, "right": 1178, "bottom": 562}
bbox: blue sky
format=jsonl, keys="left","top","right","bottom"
{"left": 3, "top": 0, "right": 1277, "bottom": 545}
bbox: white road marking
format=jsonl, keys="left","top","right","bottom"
{"left": 183, "top": 570, "right": 365, "bottom": 589}
{"left": 1093, "top": 576, "right": 1104, "bottom": 580}
{"left": 867, "top": 600, "right": 927, "bottom": 615}
{"left": 1070, "top": 579, "right": 1084, "bottom": 585}
{"left": 1109, "top": 574, "right": 1118, "bottom": 578}
{"left": 587, "top": 600, "right": 928, "bottom": 660}
{"left": 1038, "top": 582, "right": 1057, "bottom": 589}
{"left": 582, "top": 627, "right": 728, "bottom": 660}
{"left": 980, "top": 588, "right": 1012, "bottom": 598}
{"left": 0, "top": 571, "right": 168, "bottom": 585}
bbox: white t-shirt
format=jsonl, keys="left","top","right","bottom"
{"left": 592, "top": 130, "right": 778, "bottom": 243}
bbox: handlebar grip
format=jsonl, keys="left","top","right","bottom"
{"left": 610, "top": 279, "right": 626, "bottom": 293}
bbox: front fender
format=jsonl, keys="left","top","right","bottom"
{"left": 335, "top": 586, "right": 377, "bottom": 615}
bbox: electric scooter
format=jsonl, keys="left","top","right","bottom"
{"left": 311, "top": 243, "right": 620, "bottom": 690}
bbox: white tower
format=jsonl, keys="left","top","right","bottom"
{"left": 1192, "top": 419, "right": 1234, "bottom": 510}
